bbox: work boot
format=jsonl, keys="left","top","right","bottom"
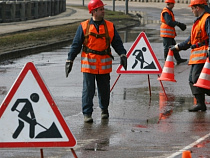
{"left": 188, "top": 105, "right": 207, "bottom": 112}
{"left": 101, "top": 109, "right": 109, "bottom": 119}
{"left": 176, "top": 58, "right": 187, "bottom": 65}
{"left": 84, "top": 114, "right": 93, "bottom": 123}
{"left": 173, "top": 50, "right": 187, "bottom": 65}
{"left": 188, "top": 94, "right": 207, "bottom": 112}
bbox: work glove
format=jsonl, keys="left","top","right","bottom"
{"left": 169, "top": 44, "right": 179, "bottom": 51}
{"left": 177, "top": 22, "right": 186, "bottom": 31}
{"left": 120, "top": 54, "right": 127, "bottom": 70}
{"left": 65, "top": 60, "right": 73, "bottom": 78}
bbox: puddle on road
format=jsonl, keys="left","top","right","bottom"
{"left": 117, "top": 10, "right": 163, "bottom": 43}
{"left": 112, "top": 86, "right": 193, "bottom": 125}
{"left": 194, "top": 139, "right": 210, "bottom": 148}
{"left": 0, "top": 68, "right": 6, "bottom": 73}
{"left": 0, "top": 86, "right": 6, "bottom": 95}
{"left": 84, "top": 140, "right": 109, "bottom": 152}
{"left": 119, "top": 27, "right": 161, "bottom": 43}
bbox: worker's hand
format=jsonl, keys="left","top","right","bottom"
{"left": 65, "top": 60, "right": 73, "bottom": 78}
{"left": 177, "top": 22, "right": 186, "bottom": 31}
{"left": 169, "top": 44, "right": 179, "bottom": 51}
{"left": 120, "top": 54, "right": 127, "bottom": 70}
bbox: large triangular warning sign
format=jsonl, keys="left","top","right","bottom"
{"left": 0, "top": 62, "right": 76, "bottom": 148}
{"left": 117, "top": 32, "right": 162, "bottom": 74}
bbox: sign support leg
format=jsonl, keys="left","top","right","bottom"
{"left": 147, "top": 74, "right": 152, "bottom": 99}
{"left": 70, "top": 148, "right": 78, "bottom": 158}
{"left": 110, "top": 74, "right": 121, "bottom": 92}
{"left": 40, "top": 149, "right": 44, "bottom": 158}
{"left": 157, "top": 75, "right": 168, "bottom": 100}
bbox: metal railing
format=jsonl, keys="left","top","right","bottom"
{"left": 0, "top": 0, "right": 66, "bottom": 23}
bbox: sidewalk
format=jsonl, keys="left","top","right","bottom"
{"left": 0, "top": 6, "right": 90, "bottom": 35}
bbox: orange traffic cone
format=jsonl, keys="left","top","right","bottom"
{"left": 194, "top": 58, "right": 210, "bottom": 89}
{"left": 182, "top": 150, "right": 191, "bottom": 158}
{"left": 158, "top": 49, "right": 176, "bottom": 82}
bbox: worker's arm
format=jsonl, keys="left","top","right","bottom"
{"left": 163, "top": 12, "right": 186, "bottom": 31}
{"left": 111, "top": 25, "right": 127, "bottom": 70}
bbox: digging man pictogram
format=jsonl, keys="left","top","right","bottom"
{"left": 11, "top": 93, "right": 39, "bottom": 139}
{"left": 11, "top": 93, "right": 62, "bottom": 139}
{"left": 132, "top": 47, "right": 156, "bottom": 70}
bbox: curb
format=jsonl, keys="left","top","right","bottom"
{"left": 0, "top": 15, "right": 140, "bottom": 62}
{"left": 0, "top": 39, "right": 72, "bottom": 62}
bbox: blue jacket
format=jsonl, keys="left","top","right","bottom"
{"left": 67, "top": 18, "right": 126, "bottom": 61}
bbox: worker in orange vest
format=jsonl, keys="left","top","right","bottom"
{"left": 160, "top": 0, "right": 187, "bottom": 64}
{"left": 65, "top": 0, "right": 127, "bottom": 123}
{"left": 171, "top": 0, "right": 210, "bottom": 112}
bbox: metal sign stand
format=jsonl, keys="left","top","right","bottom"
{"left": 39, "top": 148, "right": 78, "bottom": 158}
{"left": 110, "top": 74, "right": 168, "bottom": 100}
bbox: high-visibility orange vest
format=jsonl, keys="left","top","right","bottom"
{"left": 160, "top": 7, "right": 176, "bottom": 38}
{"left": 80, "top": 19, "right": 114, "bottom": 74}
{"left": 190, "top": 13, "right": 210, "bottom": 65}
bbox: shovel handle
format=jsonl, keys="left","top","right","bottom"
{"left": 14, "top": 109, "right": 47, "bottom": 130}
{"left": 37, "top": 122, "right": 48, "bottom": 130}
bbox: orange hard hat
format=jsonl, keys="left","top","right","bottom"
{"left": 165, "top": 0, "right": 175, "bottom": 3}
{"left": 88, "top": 0, "right": 106, "bottom": 13}
{"left": 188, "top": 0, "right": 207, "bottom": 7}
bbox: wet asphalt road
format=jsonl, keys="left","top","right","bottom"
{"left": 1, "top": 1, "right": 210, "bottom": 158}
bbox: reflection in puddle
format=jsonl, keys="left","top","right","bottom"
{"left": 84, "top": 139, "right": 109, "bottom": 151}
{"left": 123, "top": 87, "right": 160, "bottom": 101}
{"left": 118, "top": 10, "right": 161, "bottom": 43}
{"left": 0, "top": 68, "right": 6, "bottom": 73}
{"left": 119, "top": 28, "right": 161, "bottom": 43}
{"left": 121, "top": 86, "right": 191, "bottom": 126}
{"left": 158, "top": 92, "right": 174, "bottom": 123}
{"left": 134, "top": 124, "right": 147, "bottom": 128}
{"left": 194, "top": 139, "right": 210, "bottom": 148}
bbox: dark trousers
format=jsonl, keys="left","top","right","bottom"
{"left": 82, "top": 72, "right": 110, "bottom": 115}
{"left": 162, "top": 37, "right": 182, "bottom": 61}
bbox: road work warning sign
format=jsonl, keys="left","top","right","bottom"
{"left": 0, "top": 62, "right": 76, "bottom": 148}
{"left": 117, "top": 32, "right": 162, "bottom": 74}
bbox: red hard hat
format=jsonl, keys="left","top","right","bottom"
{"left": 165, "top": 0, "right": 175, "bottom": 3}
{"left": 189, "top": 0, "right": 207, "bottom": 6}
{"left": 88, "top": 0, "right": 106, "bottom": 13}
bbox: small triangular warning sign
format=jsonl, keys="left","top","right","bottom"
{"left": 117, "top": 32, "right": 162, "bottom": 74}
{"left": 0, "top": 62, "right": 76, "bottom": 148}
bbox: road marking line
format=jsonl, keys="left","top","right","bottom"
{"left": 167, "top": 132, "right": 210, "bottom": 158}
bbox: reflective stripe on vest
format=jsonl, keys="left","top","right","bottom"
{"left": 102, "top": 64, "right": 112, "bottom": 70}
{"left": 101, "top": 58, "right": 112, "bottom": 63}
{"left": 82, "top": 64, "right": 96, "bottom": 70}
{"left": 160, "top": 27, "right": 176, "bottom": 37}
{"left": 160, "top": 8, "right": 176, "bottom": 38}
{"left": 80, "top": 19, "right": 114, "bottom": 74}
{"left": 189, "top": 13, "right": 210, "bottom": 64}
{"left": 189, "top": 49, "right": 207, "bottom": 64}
{"left": 81, "top": 57, "right": 112, "bottom": 72}
{"left": 81, "top": 57, "right": 96, "bottom": 63}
